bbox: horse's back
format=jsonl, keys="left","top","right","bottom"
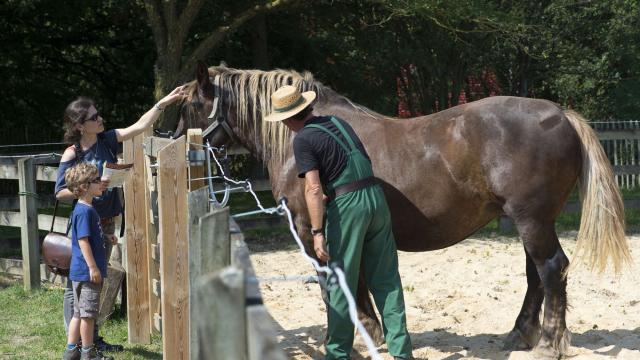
{"left": 364, "top": 96, "right": 582, "bottom": 251}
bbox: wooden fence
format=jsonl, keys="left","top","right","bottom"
{"left": 122, "top": 131, "right": 286, "bottom": 359}
{"left": 593, "top": 122, "right": 640, "bottom": 189}
{"left": 2, "top": 122, "right": 640, "bottom": 355}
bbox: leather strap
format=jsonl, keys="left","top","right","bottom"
{"left": 327, "top": 177, "right": 377, "bottom": 201}
{"left": 51, "top": 200, "right": 72, "bottom": 235}
{"left": 50, "top": 200, "right": 58, "bottom": 233}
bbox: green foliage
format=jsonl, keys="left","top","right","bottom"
{"left": 1, "top": 0, "right": 638, "bottom": 147}
{"left": 539, "top": 0, "right": 640, "bottom": 119}
{"left": 0, "top": 282, "right": 162, "bottom": 359}
{"left": 0, "top": 0, "right": 154, "bottom": 146}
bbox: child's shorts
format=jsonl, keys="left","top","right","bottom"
{"left": 72, "top": 281, "right": 102, "bottom": 319}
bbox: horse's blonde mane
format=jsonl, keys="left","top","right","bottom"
{"left": 216, "top": 67, "right": 324, "bottom": 165}
{"left": 184, "top": 66, "right": 376, "bottom": 165}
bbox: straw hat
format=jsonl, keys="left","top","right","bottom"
{"left": 264, "top": 85, "right": 316, "bottom": 122}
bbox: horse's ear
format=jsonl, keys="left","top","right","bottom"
{"left": 196, "top": 61, "right": 211, "bottom": 89}
{"left": 219, "top": 60, "right": 228, "bottom": 68}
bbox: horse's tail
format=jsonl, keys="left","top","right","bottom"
{"left": 564, "top": 110, "right": 632, "bottom": 273}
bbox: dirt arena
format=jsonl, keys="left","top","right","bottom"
{"left": 249, "top": 234, "right": 640, "bottom": 359}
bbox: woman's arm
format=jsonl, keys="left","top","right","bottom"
{"left": 55, "top": 147, "right": 77, "bottom": 202}
{"left": 115, "top": 86, "right": 187, "bottom": 142}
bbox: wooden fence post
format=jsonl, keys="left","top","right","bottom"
{"left": 246, "top": 306, "right": 287, "bottom": 360}
{"left": 157, "top": 136, "right": 189, "bottom": 360}
{"left": 200, "top": 207, "right": 231, "bottom": 272}
{"left": 123, "top": 134, "right": 151, "bottom": 343}
{"left": 187, "top": 129, "right": 205, "bottom": 191}
{"left": 17, "top": 157, "right": 39, "bottom": 291}
{"left": 195, "top": 267, "right": 246, "bottom": 360}
{"left": 187, "top": 186, "right": 209, "bottom": 360}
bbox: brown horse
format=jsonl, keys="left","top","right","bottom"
{"left": 176, "top": 62, "right": 631, "bottom": 358}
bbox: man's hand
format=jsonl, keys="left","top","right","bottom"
{"left": 313, "top": 234, "right": 330, "bottom": 262}
{"left": 106, "top": 234, "right": 118, "bottom": 245}
{"left": 89, "top": 266, "right": 102, "bottom": 284}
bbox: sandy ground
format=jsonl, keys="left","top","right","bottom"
{"left": 249, "top": 234, "right": 640, "bottom": 360}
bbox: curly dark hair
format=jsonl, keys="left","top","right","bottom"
{"left": 64, "top": 162, "right": 99, "bottom": 198}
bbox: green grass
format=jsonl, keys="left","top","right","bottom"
{"left": 0, "top": 279, "right": 162, "bottom": 359}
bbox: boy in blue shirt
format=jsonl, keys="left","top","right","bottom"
{"left": 62, "top": 163, "right": 113, "bottom": 360}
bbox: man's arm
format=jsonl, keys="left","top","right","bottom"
{"left": 304, "top": 170, "right": 330, "bottom": 262}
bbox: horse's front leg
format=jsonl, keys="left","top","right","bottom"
{"left": 356, "top": 269, "right": 384, "bottom": 346}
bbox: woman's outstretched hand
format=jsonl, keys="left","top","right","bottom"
{"left": 156, "top": 85, "right": 188, "bottom": 109}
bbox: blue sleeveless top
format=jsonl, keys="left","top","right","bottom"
{"left": 54, "top": 130, "right": 123, "bottom": 218}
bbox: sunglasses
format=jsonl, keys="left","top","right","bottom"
{"left": 89, "top": 177, "right": 102, "bottom": 184}
{"left": 85, "top": 113, "right": 100, "bottom": 122}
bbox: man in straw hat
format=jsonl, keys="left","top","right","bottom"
{"left": 265, "top": 85, "right": 413, "bottom": 360}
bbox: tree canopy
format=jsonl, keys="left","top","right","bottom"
{"left": 1, "top": 0, "right": 638, "bottom": 146}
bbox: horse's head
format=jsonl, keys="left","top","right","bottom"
{"left": 178, "top": 61, "right": 327, "bottom": 165}
{"left": 175, "top": 61, "right": 237, "bottom": 149}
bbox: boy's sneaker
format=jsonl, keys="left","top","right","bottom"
{"left": 95, "top": 336, "right": 124, "bottom": 352}
{"left": 62, "top": 345, "right": 80, "bottom": 360}
{"left": 80, "top": 347, "right": 114, "bottom": 360}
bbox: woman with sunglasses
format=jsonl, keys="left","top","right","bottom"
{"left": 55, "top": 86, "right": 185, "bottom": 355}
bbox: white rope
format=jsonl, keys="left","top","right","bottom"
{"left": 198, "top": 142, "right": 382, "bottom": 359}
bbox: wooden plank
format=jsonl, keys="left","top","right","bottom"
{"left": 18, "top": 158, "right": 40, "bottom": 291}
{"left": 596, "top": 130, "right": 640, "bottom": 141}
{"left": 157, "top": 136, "right": 189, "bottom": 360}
{"left": 187, "top": 186, "right": 210, "bottom": 360}
{"left": 0, "top": 258, "right": 67, "bottom": 286}
{"left": 200, "top": 207, "right": 231, "bottom": 273}
{"left": 0, "top": 154, "right": 60, "bottom": 166}
{"left": 154, "top": 313, "right": 162, "bottom": 333}
{"left": 186, "top": 129, "right": 205, "bottom": 191}
{"left": 98, "top": 264, "right": 126, "bottom": 327}
{"left": 0, "top": 164, "right": 58, "bottom": 182}
{"left": 123, "top": 135, "right": 151, "bottom": 344}
{"left": 0, "top": 195, "right": 55, "bottom": 211}
{"left": 143, "top": 136, "right": 173, "bottom": 157}
{"left": 230, "top": 230, "right": 261, "bottom": 303}
{"left": 195, "top": 267, "right": 246, "bottom": 360}
{"left": 0, "top": 212, "right": 68, "bottom": 232}
{"left": 246, "top": 306, "right": 287, "bottom": 360}
{"left": 144, "top": 130, "right": 161, "bottom": 335}
{"left": 152, "top": 278, "right": 161, "bottom": 297}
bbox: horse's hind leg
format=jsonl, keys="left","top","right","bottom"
{"left": 513, "top": 219, "right": 571, "bottom": 359}
{"left": 504, "top": 248, "right": 543, "bottom": 350}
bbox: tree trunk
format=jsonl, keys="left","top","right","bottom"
{"left": 154, "top": 56, "right": 181, "bottom": 132}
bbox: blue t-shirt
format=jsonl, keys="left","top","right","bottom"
{"left": 69, "top": 202, "right": 108, "bottom": 281}
{"left": 54, "top": 130, "right": 123, "bottom": 218}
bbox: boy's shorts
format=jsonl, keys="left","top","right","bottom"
{"left": 72, "top": 281, "right": 102, "bottom": 319}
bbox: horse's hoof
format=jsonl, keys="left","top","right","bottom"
{"left": 532, "top": 330, "right": 571, "bottom": 360}
{"left": 503, "top": 329, "right": 531, "bottom": 350}
{"left": 532, "top": 341, "right": 561, "bottom": 360}
{"left": 360, "top": 316, "right": 384, "bottom": 346}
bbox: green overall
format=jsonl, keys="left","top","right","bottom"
{"left": 305, "top": 117, "right": 413, "bottom": 359}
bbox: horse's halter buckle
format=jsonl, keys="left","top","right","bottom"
{"left": 203, "top": 74, "right": 236, "bottom": 143}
